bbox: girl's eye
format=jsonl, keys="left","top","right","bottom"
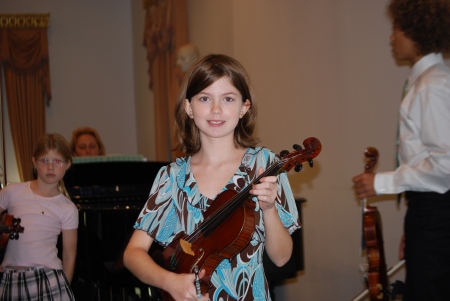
{"left": 224, "top": 97, "right": 234, "bottom": 102}
{"left": 199, "top": 96, "right": 208, "bottom": 102}
{"left": 54, "top": 159, "right": 63, "bottom": 165}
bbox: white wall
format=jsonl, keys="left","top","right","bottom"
{"left": 1, "top": 0, "right": 140, "bottom": 159}
{"left": 1, "top": 0, "right": 155, "bottom": 184}
{"left": 2, "top": 0, "right": 447, "bottom": 300}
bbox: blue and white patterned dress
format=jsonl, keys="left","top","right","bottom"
{"left": 134, "top": 147, "right": 300, "bottom": 301}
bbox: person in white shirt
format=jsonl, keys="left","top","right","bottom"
{"left": 352, "top": 0, "right": 450, "bottom": 300}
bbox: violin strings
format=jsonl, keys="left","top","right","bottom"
{"left": 171, "top": 141, "right": 320, "bottom": 260}
{"left": 185, "top": 160, "right": 283, "bottom": 244}
{"left": 184, "top": 150, "right": 317, "bottom": 244}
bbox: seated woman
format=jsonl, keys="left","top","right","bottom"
{"left": 69, "top": 127, "right": 105, "bottom": 156}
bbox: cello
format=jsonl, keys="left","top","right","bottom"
{"left": 159, "top": 137, "right": 322, "bottom": 301}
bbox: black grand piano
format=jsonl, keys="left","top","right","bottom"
{"left": 64, "top": 159, "right": 304, "bottom": 301}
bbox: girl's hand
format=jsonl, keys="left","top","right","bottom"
{"left": 166, "top": 269, "right": 209, "bottom": 301}
{"left": 250, "top": 167, "right": 278, "bottom": 211}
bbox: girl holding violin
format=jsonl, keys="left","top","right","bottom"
{"left": 0, "top": 133, "right": 78, "bottom": 300}
{"left": 123, "top": 54, "right": 300, "bottom": 301}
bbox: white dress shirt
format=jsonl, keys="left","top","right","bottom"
{"left": 375, "top": 53, "right": 450, "bottom": 194}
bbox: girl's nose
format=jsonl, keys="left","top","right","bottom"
{"left": 211, "top": 101, "right": 221, "bottom": 115}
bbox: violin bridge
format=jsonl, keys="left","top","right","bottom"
{"left": 180, "top": 239, "right": 195, "bottom": 256}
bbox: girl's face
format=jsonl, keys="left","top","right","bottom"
{"left": 32, "top": 149, "right": 71, "bottom": 185}
{"left": 185, "top": 77, "right": 250, "bottom": 143}
{"left": 74, "top": 134, "right": 100, "bottom": 156}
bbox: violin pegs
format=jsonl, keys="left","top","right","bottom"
{"left": 13, "top": 233, "right": 19, "bottom": 240}
{"left": 280, "top": 150, "right": 289, "bottom": 157}
{"left": 293, "top": 144, "right": 302, "bottom": 150}
{"left": 307, "top": 157, "right": 313, "bottom": 167}
{"left": 294, "top": 162, "right": 303, "bottom": 172}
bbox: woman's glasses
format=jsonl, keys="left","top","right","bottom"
{"left": 36, "top": 158, "right": 66, "bottom": 168}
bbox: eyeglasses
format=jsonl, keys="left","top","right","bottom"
{"left": 36, "top": 158, "right": 66, "bottom": 168}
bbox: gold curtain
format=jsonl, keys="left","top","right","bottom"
{"left": 0, "top": 14, "right": 51, "bottom": 182}
{"left": 143, "top": 0, "right": 188, "bottom": 161}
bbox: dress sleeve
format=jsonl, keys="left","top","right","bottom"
{"left": 276, "top": 170, "right": 301, "bottom": 234}
{"left": 61, "top": 200, "right": 79, "bottom": 229}
{"left": 0, "top": 183, "right": 17, "bottom": 210}
{"left": 134, "top": 163, "right": 183, "bottom": 246}
{"left": 258, "top": 148, "right": 300, "bottom": 234}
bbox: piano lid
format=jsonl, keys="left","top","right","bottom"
{"left": 64, "top": 161, "right": 171, "bottom": 208}
{"left": 72, "top": 154, "right": 146, "bottom": 165}
{"left": 64, "top": 160, "right": 170, "bottom": 187}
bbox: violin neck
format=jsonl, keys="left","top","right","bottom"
{"left": 228, "top": 161, "right": 282, "bottom": 210}
{"left": 198, "top": 161, "right": 282, "bottom": 237}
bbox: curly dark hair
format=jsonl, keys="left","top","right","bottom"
{"left": 388, "top": 0, "right": 450, "bottom": 55}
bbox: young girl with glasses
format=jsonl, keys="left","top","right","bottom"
{"left": 0, "top": 133, "right": 78, "bottom": 300}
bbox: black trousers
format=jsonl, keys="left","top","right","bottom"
{"left": 403, "top": 190, "right": 450, "bottom": 301}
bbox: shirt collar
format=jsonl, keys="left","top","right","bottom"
{"left": 408, "top": 52, "right": 444, "bottom": 87}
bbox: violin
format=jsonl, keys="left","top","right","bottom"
{"left": 361, "top": 147, "right": 389, "bottom": 301}
{"left": 0, "top": 212, "right": 24, "bottom": 264}
{"left": 159, "top": 137, "right": 322, "bottom": 301}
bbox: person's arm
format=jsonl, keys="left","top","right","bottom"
{"left": 374, "top": 81, "right": 450, "bottom": 196}
{"left": 262, "top": 206, "right": 293, "bottom": 267}
{"left": 251, "top": 168, "right": 293, "bottom": 267}
{"left": 123, "top": 229, "right": 209, "bottom": 301}
{"left": 61, "top": 228, "right": 77, "bottom": 283}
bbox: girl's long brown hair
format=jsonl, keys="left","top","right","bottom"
{"left": 173, "top": 54, "right": 259, "bottom": 155}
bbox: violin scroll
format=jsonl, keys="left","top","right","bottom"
{"left": 279, "top": 137, "right": 322, "bottom": 173}
{"left": 0, "top": 213, "right": 25, "bottom": 264}
{"left": 364, "top": 147, "right": 379, "bottom": 174}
